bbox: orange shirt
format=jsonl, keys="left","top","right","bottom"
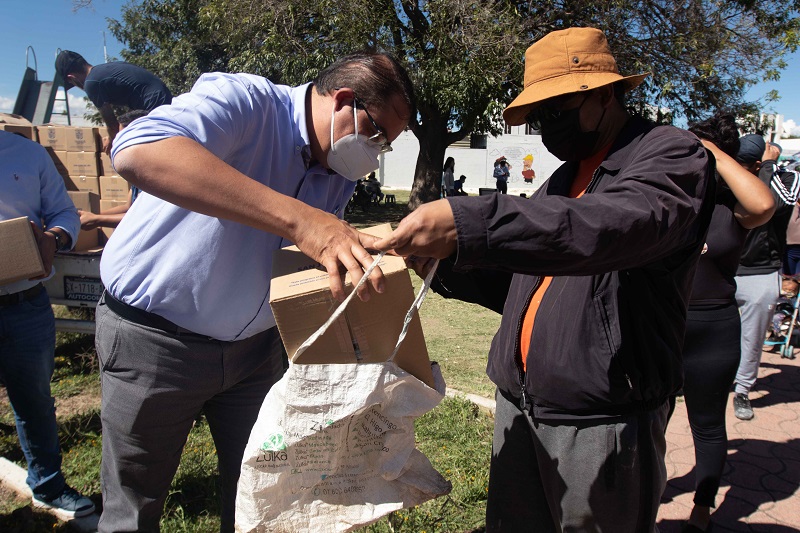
{"left": 519, "top": 145, "right": 611, "bottom": 370}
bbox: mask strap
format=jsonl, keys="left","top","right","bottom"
{"left": 329, "top": 106, "right": 337, "bottom": 154}
{"left": 329, "top": 100, "right": 361, "bottom": 155}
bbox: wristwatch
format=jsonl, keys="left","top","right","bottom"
{"left": 45, "top": 230, "right": 67, "bottom": 251}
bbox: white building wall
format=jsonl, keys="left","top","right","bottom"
{"left": 381, "top": 130, "right": 563, "bottom": 195}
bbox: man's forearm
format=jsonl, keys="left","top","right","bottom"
{"left": 112, "top": 136, "right": 315, "bottom": 243}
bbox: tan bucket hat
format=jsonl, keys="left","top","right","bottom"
{"left": 503, "top": 27, "right": 650, "bottom": 126}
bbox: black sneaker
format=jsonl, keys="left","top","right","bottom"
{"left": 733, "top": 393, "right": 754, "bottom": 420}
{"left": 32, "top": 486, "right": 95, "bottom": 518}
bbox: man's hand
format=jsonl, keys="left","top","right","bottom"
{"left": 292, "top": 209, "right": 386, "bottom": 302}
{"left": 102, "top": 136, "right": 113, "bottom": 155}
{"left": 373, "top": 199, "right": 458, "bottom": 259}
{"left": 763, "top": 142, "right": 781, "bottom": 163}
{"left": 29, "top": 221, "right": 56, "bottom": 280}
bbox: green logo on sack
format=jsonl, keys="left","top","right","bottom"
{"left": 261, "top": 433, "right": 286, "bottom": 452}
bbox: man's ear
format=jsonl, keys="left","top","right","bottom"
{"left": 331, "top": 88, "right": 356, "bottom": 111}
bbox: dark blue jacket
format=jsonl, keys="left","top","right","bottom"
{"left": 434, "top": 117, "right": 715, "bottom": 420}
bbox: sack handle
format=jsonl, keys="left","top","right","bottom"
{"left": 292, "top": 253, "right": 439, "bottom": 362}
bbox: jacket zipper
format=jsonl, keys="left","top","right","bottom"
{"left": 515, "top": 277, "right": 542, "bottom": 411}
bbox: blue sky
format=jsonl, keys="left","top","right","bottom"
{"left": 2, "top": 0, "right": 798, "bottom": 132}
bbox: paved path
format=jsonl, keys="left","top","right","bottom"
{"left": 657, "top": 348, "right": 800, "bottom": 532}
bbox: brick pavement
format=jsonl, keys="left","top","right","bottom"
{"left": 658, "top": 348, "right": 800, "bottom": 532}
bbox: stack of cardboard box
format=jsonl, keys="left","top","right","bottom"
{"left": 36, "top": 125, "right": 130, "bottom": 251}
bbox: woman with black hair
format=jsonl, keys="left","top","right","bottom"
{"left": 442, "top": 156, "right": 455, "bottom": 197}
{"left": 679, "top": 113, "right": 776, "bottom": 532}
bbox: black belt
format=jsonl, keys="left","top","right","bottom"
{"left": 102, "top": 292, "right": 203, "bottom": 337}
{"left": 0, "top": 283, "right": 44, "bottom": 307}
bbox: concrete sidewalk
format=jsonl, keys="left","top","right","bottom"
{"left": 657, "top": 348, "right": 800, "bottom": 532}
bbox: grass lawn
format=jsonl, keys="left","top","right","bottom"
{"left": 0, "top": 189, "right": 499, "bottom": 532}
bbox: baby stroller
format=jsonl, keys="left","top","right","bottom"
{"left": 764, "top": 290, "right": 800, "bottom": 360}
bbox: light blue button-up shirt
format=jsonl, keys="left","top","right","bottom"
{"left": 104, "top": 73, "right": 355, "bottom": 341}
{"left": 0, "top": 131, "right": 80, "bottom": 295}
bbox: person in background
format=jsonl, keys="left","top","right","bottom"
{"left": 732, "top": 135, "right": 800, "bottom": 420}
{"left": 0, "top": 130, "right": 93, "bottom": 518}
{"left": 442, "top": 156, "right": 455, "bottom": 197}
{"left": 95, "top": 52, "right": 414, "bottom": 532}
{"left": 493, "top": 157, "right": 510, "bottom": 194}
{"left": 78, "top": 110, "right": 148, "bottom": 231}
{"left": 363, "top": 171, "right": 384, "bottom": 203}
{"left": 55, "top": 51, "right": 172, "bottom": 154}
{"left": 374, "top": 27, "right": 714, "bottom": 532}
{"left": 781, "top": 203, "right": 800, "bottom": 296}
{"left": 453, "top": 174, "right": 468, "bottom": 195}
{"left": 680, "top": 113, "right": 775, "bottom": 533}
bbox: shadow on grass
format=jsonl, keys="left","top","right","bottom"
{"left": 344, "top": 199, "right": 409, "bottom": 229}
{"left": 58, "top": 410, "right": 102, "bottom": 453}
{"left": 164, "top": 472, "right": 222, "bottom": 523}
{"left": 0, "top": 506, "right": 67, "bottom": 533}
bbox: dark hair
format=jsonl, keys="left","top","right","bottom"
{"left": 443, "top": 156, "right": 455, "bottom": 171}
{"left": 315, "top": 52, "right": 416, "bottom": 120}
{"left": 688, "top": 112, "right": 740, "bottom": 158}
{"left": 118, "top": 109, "right": 149, "bottom": 128}
{"left": 55, "top": 50, "right": 89, "bottom": 78}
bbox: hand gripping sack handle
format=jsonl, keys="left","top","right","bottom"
{"left": 236, "top": 254, "right": 451, "bottom": 533}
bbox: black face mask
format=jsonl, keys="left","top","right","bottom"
{"left": 540, "top": 96, "right": 605, "bottom": 161}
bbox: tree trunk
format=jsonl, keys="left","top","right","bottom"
{"left": 409, "top": 131, "right": 448, "bottom": 210}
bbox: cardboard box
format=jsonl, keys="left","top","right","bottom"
{"left": 0, "top": 123, "right": 36, "bottom": 141}
{"left": 43, "top": 148, "right": 70, "bottom": 178}
{"left": 0, "top": 217, "right": 46, "bottom": 285}
{"left": 37, "top": 125, "right": 68, "bottom": 151}
{"left": 99, "top": 175, "right": 130, "bottom": 200}
{"left": 66, "top": 192, "right": 101, "bottom": 251}
{"left": 99, "top": 152, "right": 118, "bottom": 176}
{"left": 66, "top": 152, "right": 100, "bottom": 177}
{"left": 269, "top": 224, "right": 434, "bottom": 388}
{"left": 100, "top": 227, "right": 115, "bottom": 241}
{"left": 100, "top": 199, "right": 127, "bottom": 211}
{"left": 65, "top": 175, "right": 101, "bottom": 195}
{"left": 65, "top": 126, "right": 100, "bottom": 152}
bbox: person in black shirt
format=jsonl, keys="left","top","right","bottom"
{"left": 680, "top": 114, "right": 775, "bottom": 533}
{"left": 55, "top": 51, "right": 172, "bottom": 154}
{"left": 452, "top": 175, "right": 468, "bottom": 195}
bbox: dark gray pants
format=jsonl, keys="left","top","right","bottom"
{"left": 486, "top": 390, "right": 668, "bottom": 533}
{"left": 95, "top": 299, "right": 287, "bottom": 533}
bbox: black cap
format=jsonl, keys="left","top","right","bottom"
{"left": 55, "top": 50, "right": 84, "bottom": 89}
{"left": 736, "top": 134, "right": 766, "bottom": 165}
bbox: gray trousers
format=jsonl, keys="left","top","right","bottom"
{"left": 485, "top": 390, "right": 668, "bottom": 533}
{"left": 734, "top": 271, "right": 780, "bottom": 394}
{"left": 95, "top": 299, "right": 287, "bottom": 533}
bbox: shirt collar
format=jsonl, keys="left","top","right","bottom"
{"left": 290, "top": 82, "right": 314, "bottom": 169}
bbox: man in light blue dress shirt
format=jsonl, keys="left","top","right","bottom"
{"left": 95, "top": 53, "right": 415, "bottom": 532}
{"left": 0, "top": 130, "right": 95, "bottom": 518}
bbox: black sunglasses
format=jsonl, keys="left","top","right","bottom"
{"left": 354, "top": 98, "right": 393, "bottom": 153}
{"left": 525, "top": 93, "right": 590, "bottom": 130}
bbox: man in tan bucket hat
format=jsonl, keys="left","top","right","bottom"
{"left": 376, "top": 27, "right": 716, "bottom": 531}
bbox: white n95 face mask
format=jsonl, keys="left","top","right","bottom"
{"left": 327, "top": 104, "right": 382, "bottom": 181}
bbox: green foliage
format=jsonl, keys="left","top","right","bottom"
{"left": 101, "top": 1, "right": 800, "bottom": 199}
